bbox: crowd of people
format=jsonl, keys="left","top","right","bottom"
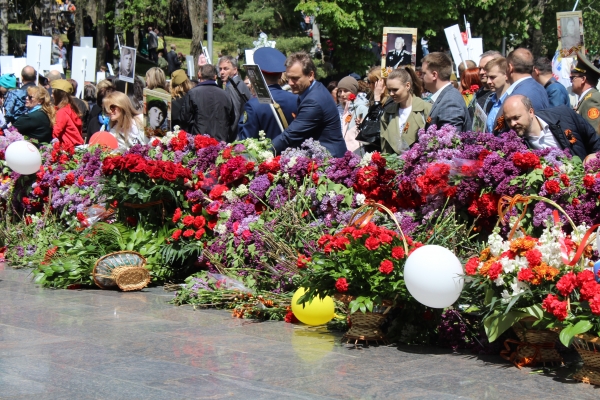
{"left": 2, "top": 39, "right": 600, "bottom": 162}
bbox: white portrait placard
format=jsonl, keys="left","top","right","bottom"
{"left": 26, "top": 35, "right": 52, "bottom": 72}
{"left": 71, "top": 46, "right": 97, "bottom": 97}
{"left": 381, "top": 27, "right": 418, "bottom": 69}
{"left": 81, "top": 37, "right": 94, "bottom": 48}
{"left": 0, "top": 56, "right": 14, "bottom": 75}
{"left": 118, "top": 46, "right": 136, "bottom": 83}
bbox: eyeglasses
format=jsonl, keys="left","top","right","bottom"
{"left": 26, "top": 95, "right": 34, "bottom": 101}
{"left": 570, "top": 75, "right": 584, "bottom": 82}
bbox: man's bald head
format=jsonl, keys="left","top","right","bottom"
{"left": 21, "top": 66, "right": 37, "bottom": 83}
{"left": 503, "top": 95, "right": 535, "bottom": 136}
{"left": 46, "top": 70, "right": 62, "bottom": 82}
{"left": 507, "top": 48, "right": 534, "bottom": 74}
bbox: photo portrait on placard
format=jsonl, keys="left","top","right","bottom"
{"left": 119, "top": 46, "right": 136, "bottom": 83}
{"left": 143, "top": 88, "right": 171, "bottom": 138}
{"left": 381, "top": 27, "right": 418, "bottom": 69}
{"left": 557, "top": 11, "right": 584, "bottom": 56}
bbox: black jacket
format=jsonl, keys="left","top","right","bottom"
{"left": 171, "top": 95, "right": 188, "bottom": 132}
{"left": 535, "top": 105, "right": 600, "bottom": 159}
{"left": 86, "top": 104, "right": 104, "bottom": 141}
{"left": 166, "top": 51, "right": 181, "bottom": 75}
{"left": 12, "top": 109, "right": 53, "bottom": 144}
{"left": 182, "top": 81, "right": 235, "bottom": 142}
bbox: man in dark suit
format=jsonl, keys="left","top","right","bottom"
{"left": 386, "top": 36, "right": 411, "bottom": 69}
{"left": 505, "top": 48, "right": 549, "bottom": 111}
{"left": 533, "top": 57, "right": 570, "bottom": 107}
{"left": 182, "top": 64, "right": 236, "bottom": 142}
{"left": 271, "top": 52, "right": 346, "bottom": 157}
{"left": 503, "top": 95, "right": 600, "bottom": 161}
{"left": 238, "top": 47, "right": 298, "bottom": 140}
{"left": 166, "top": 44, "right": 181, "bottom": 76}
{"left": 422, "top": 52, "right": 471, "bottom": 132}
{"left": 219, "top": 55, "right": 252, "bottom": 128}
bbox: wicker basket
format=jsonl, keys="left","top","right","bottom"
{"left": 93, "top": 251, "right": 150, "bottom": 291}
{"left": 572, "top": 334, "right": 600, "bottom": 386}
{"left": 500, "top": 317, "right": 562, "bottom": 368}
{"left": 344, "top": 311, "right": 388, "bottom": 345}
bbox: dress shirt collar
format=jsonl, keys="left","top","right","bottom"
{"left": 430, "top": 82, "right": 452, "bottom": 103}
{"left": 506, "top": 76, "right": 532, "bottom": 96}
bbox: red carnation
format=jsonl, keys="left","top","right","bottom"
{"left": 64, "top": 173, "right": 75, "bottom": 186}
{"left": 583, "top": 175, "right": 595, "bottom": 188}
{"left": 76, "top": 212, "right": 86, "bottom": 222}
{"left": 525, "top": 248, "right": 542, "bottom": 267}
{"left": 365, "top": 236, "right": 381, "bottom": 251}
{"left": 379, "top": 260, "right": 394, "bottom": 275}
{"left": 391, "top": 246, "right": 405, "bottom": 260}
{"left": 297, "top": 254, "right": 311, "bottom": 269}
{"left": 183, "top": 229, "right": 195, "bottom": 238}
{"left": 590, "top": 294, "right": 600, "bottom": 315}
{"left": 172, "top": 208, "right": 182, "bottom": 223}
{"left": 560, "top": 174, "right": 570, "bottom": 187}
{"left": 543, "top": 166, "right": 554, "bottom": 178}
{"left": 580, "top": 280, "right": 600, "bottom": 301}
{"left": 488, "top": 262, "right": 503, "bottom": 280}
{"left": 371, "top": 152, "right": 387, "bottom": 169}
{"left": 577, "top": 270, "right": 596, "bottom": 287}
{"left": 512, "top": 152, "right": 541, "bottom": 170}
{"left": 464, "top": 257, "right": 480, "bottom": 275}
{"left": 517, "top": 268, "right": 535, "bottom": 282}
{"left": 556, "top": 272, "right": 577, "bottom": 296}
{"left": 171, "top": 229, "right": 182, "bottom": 240}
{"left": 544, "top": 180, "right": 561, "bottom": 195}
{"left": 335, "top": 277, "right": 349, "bottom": 293}
{"left": 284, "top": 311, "right": 299, "bottom": 323}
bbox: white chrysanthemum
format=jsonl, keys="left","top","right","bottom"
{"left": 223, "top": 190, "right": 238, "bottom": 201}
{"left": 358, "top": 152, "right": 373, "bottom": 167}
{"left": 494, "top": 275, "right": 504, "bottom": 286}
{"left": 356, "top": 193, "right": 366, "bottom": 206}
{"left": 234, "top": 184, "right": 249, "bottom": 196}
{"left": 487, "top": 231, "right": 507, "bottom": 257}
{"left": 214, "top": 223, "right": 227, "bottom": 235}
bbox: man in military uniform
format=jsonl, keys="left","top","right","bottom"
{"left": 238, "top": 47, "right": 298, "bottom": 140}
{"left": 571, "top": 51, "right": 600, "bottom": 135}
{"left": 386, "top": 37, "right": 411, "bottom": 69}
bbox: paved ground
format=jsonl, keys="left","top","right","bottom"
{"left": 1, "top": 264, "right": 599, "bottom": 399}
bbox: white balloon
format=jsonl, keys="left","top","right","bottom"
{"left": 404, "top": 245, "right": 464, "bottom": 308}
{"left": 5, "top": 140, "right": 42, "bottom": 175}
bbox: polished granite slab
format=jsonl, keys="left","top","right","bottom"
{"left": 0, "top": 264, "right": 598, "bottom": 399}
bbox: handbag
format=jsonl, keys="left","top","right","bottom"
{"left": 356, "top": 107, "right": 383, "bottom": 145}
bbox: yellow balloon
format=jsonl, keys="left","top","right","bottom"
{"left": 291, "top": 287, "right": 335, "bottom": 326}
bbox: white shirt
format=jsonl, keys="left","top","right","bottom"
{"left": 398, "top": 106, "right": 412, "bottom": 133}
{"left": 506, "top": 76, "right": 532, "bottom": 96}
{"left": 110, "top": 115, "right": 147, "bottom": 154}
{"left": 526, "top": 116, "right": 561, "bottom": 150}
{"left": 430, "top": 82, "right": 452, "bottom": 103}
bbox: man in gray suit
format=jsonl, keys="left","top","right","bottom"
{"left": 422, "top": 52, "right": 471, "bottom": 132}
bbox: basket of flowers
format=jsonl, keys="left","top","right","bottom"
{"left": 464, "top": 195, "right": 597, "bottom": 368}
{"left": 296, "top": 201, "right": 422, "bottom": 344}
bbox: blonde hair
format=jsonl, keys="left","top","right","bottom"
{"left": 102, "top": 91, "right": 142, "bottom": 141}
{"left": 28, "top": 86, "right": 56, "bottom": 125}
{"left": 366, "top": 66, "right": 389, "bottom": 104}
{"left": 145, "top": 67, "right": 167, "bottom": 90}
{"left": 170, "top": 79, "right": 194, "bottom": 99}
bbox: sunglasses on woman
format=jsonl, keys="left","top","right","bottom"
{"left": 26, "top": 95, "right": 34, "bottom": 101}
{"left": 106, "top": 104, "right": 119, "bottom": 114}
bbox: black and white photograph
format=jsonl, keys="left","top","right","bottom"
{"left": 119, "top": 46, "right": 136, "bottom": 83}
{"left": 557, "top": 11, "right": 584, "bottom": 54}
{"left": 381, "top": 27, "right": 418, "bottom": 69}
{"left": 143, "top": 88, "right": 171, "bottom": 137}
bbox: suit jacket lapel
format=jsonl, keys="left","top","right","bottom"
{"left": 429, "top": 85, "right": 451, "bottom": 117}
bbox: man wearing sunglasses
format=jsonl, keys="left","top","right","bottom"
{"left": 571, "top": 52, "right": 600, "bottom": 135}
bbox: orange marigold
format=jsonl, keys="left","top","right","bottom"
{"left": 478, "top": 258, "right": 498, "bottom": 277}
{"left": 479, "top": 248, "right": 491, "bottom": 262}
{"left": 509, "top": 237, "right": 537, "bottom": 253}
{"left": 530, "top": 263, "right": 560, "bottom": 285}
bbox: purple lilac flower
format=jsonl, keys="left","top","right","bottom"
{"left": 248, "top": 174, "right": 271, "bottom": 203}
{"left": 268, "top": 184, "right": 288, "bottom": 208}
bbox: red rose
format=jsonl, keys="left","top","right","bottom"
{"left": 191, "top": 204, "right": 203, "bottom": 214}
{"left": 335, "top": 277, "right": 349, "bottom": 293}
{"left": 172, "top": 208, "right": 182, "bottom": 223}
{"left": 391, "top": 246, "right": 405, "bottom": 260}
{"left": 171, "top": 229, "right": 182, "bottom": 240}
{"left": 130, "top": 161, "right": 146, "bottom": 173}
{"left": 149, "top": 168, "right": 163, "bottom": 180}
{"left": 206, "top": 201, "right": 221, "bottom": 215}
{"left": 379, "top": 260, "right": 394, "bottom": 275}
{"left": 348, "top": 93, "right": 357, "bottom": 102}
{"left": 209, "top": 184, "right": 228, "bottom": 200}
{"left": 163, "top": 172, "right": 178, "bottom": 182}
{"left": 365, "top": 236, "right": 381, "bottom": 251}
{"left": 183, "top": 215, "right": 195, "bottom": 227}
{"left": 556, "top": 272, "right": 577, "bottom": 297}
{"left": 76, "top": 212, "right": 86, "bottom": 222}
{"left": 183, "top": 229, "right": 195, "bottom": 238}
{"left": 464, "top": 257, "right": 480, "bottom": 275}
{"left": 193, "top": 216, "right": 206, "bottom": 229}
{"left": 33, "top": 186, "right": 44, "bottom": 196}
{"left": 195, "top": 229, "right": 206, "bottom": 239}
{"left": 23, "top": 197, "right": 31, "bottom": 206}
{"left": 544, "top": 180, "right": 561, "bottom": 195}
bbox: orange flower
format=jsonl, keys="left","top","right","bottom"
{"left": 478, "top": 258, "right": 498, "bottom": 277}
{"left": 426, "top": 116, "right": 432, "bottom": 124}
{"left": 509, "top": 237, "right": 537, "bottom": 253}
{"left": 564, "top": 129, "right": 577, "bottom": 144}
{"left": 530, "top": 263, "right": 560, "bottom": 285}
{"left": 344, "top": 114, "right": 352, "bottom": 123}
{"left": 479, "top": 247, "right": 491, "bottom": 261}
{"left": 403, "top": 122, "right": 410, "bottom": 133}
{"left": 494, "top": 115, "right": 505, "bottom": 132}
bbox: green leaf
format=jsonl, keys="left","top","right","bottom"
{"left": 484, "top": 310, "right": 530, "bottom": 343}
{"left": 559, "top": 320, "right": 593, "bottom": 347}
